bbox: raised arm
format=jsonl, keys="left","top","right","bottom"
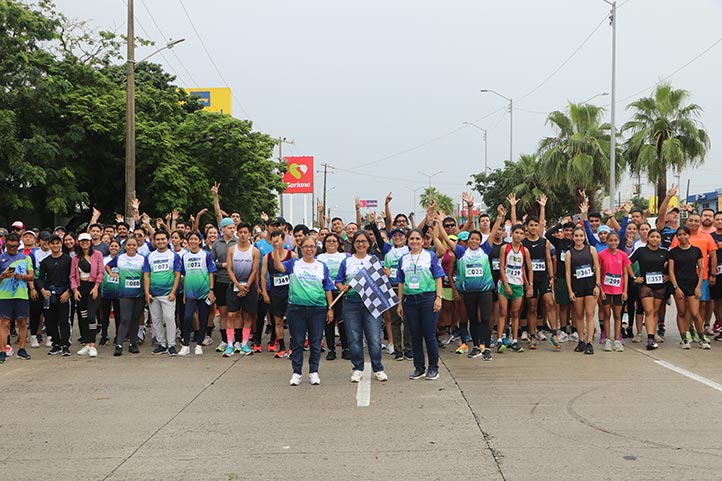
{"left": 317, "top": 200, "right": 326, "bottom": 229}
{"left": 211, "top": 181, "right": 223, "bottom": 227}
{"left": 507, "top": 193, "right": 518, "bottom": 225}
{"left": 656, "top": 184, "right": 677, "bottom": 231}
{"left": 384, "top": 192, "right": 394, "bottom": 229}
{"left": 87, "top": 207, "right": 101, "bottom": 233}
{"left": 537, "top": 194, "right": 547, "bottom": 231}
{"left": 460, "top": 192, "right": 475, "bottom": 232}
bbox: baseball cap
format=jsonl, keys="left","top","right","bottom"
{"left": 667, "top": 206, "right": 680, "bottom": 214}
{"left": 78, "top": 233, "right": 92, "bottom": 241}
{"left": 597, "top": 225, "right": 612, "bottom": 234}
{"left": 0, "top": 228, "right": 8, "bottom": 237}
{"left": 54, "top": 225, "right": 67, "bottom": 233}
{"left": 457, "top": 231, "right": 470, "bottom": 241}
{"left": 38, "top": 231, "right": 52, "bottom": 241}
{"left": 22, "top": 230, "right": 37, "bottom": 238}
{"left": 389, "top": 228, "right": 407, "bottom": 237}
{"left": 48, "top": 234, "right": 63, "bottom": 243}
{"left": 11, "top": 221, "right": 24, "bottom": 230}
{"left": 219, "top": 217, "right": 235, "bottom": 228}
{"left": 448, "top": 234, "right": 458, "bottom": 241}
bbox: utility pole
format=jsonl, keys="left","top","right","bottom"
{"left": 322, "top": 163, "right": 329, "bottom": 226}
{"left": 125, "top": 0, "right": 135, "bottom": 223}
{"left": 276, "top": 136, "right": 294, "bottom": 217}
{"left": 604, "top": 0, "right": 617, "bottom": 210}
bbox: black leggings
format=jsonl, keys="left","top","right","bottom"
{"left": 77, "top": 281, "right": 101, "bottom": 344}
{"left": 29, "top": 299, "right": 43, "bottom": 336}
{"left": 625, "top": 280, "right": 642, "bottom": 331}
{"left": 325, "top": 295, "right": 348, "bottom": 351}
{"left": 463, "top": 290, "right": 493, "bottom": 348}
{"left": 101, "top": 298, "right": 120, "bottom": 340}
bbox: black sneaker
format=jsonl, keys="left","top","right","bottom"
{"left": 129, "top": 344, "right": 140, "bottom": 354}
{"left": 114, "top": 345, "right": 123, "bottom": 356}
{"left": 403, "top": 350, "right": 413, "bottom": 360}
{"left": 409, "top": 367, "right": 426, "bottom": 380}
{"left": 152, "top": 345, "right": 167, "bottom": 355}
{"left": 657, "top": 326, "right": 666, "bottom": 338}
{"left": 425, "top": 368, "right": 439, "bottom": 380}
{"left": 574, "top": 340, "right": 586, "bottom": 352}
{"left": 16, "top": 348, "right": 31, "bottom": 360}
{"left": 341, "top": 349, "right": 350, "bottom": 360}
{"left": 510, "top": 341, "right": 524, "bottom": 353}
{"left": 62, "top": 346, "right": 71, "bottom": 356}
{"left": 482, "top": 349, "right": 492, "bottom": 361}
{"left": 48, "top": 346, "right": 62, "bottom": 355}
{"left": 167, "top": 346, "right": 178, "bottom": 356}
{"left": 326, "top": 350, "right": 337, "bottom": 361}
{"left": 99, "top": 336, "right": 108, "bottom": 346}
{"left": 646, "top": 339, "right": 658, "bottom": 350}
{"left": 715, "top": 332, "right": 722, "bottom": 341}
{"left": 584, "top": 342, "right": 594, "bottom": 355}
{"left": 0, "top": 352, "right": 6, "bottom": 364}
{"left": 394, "top": 351, "right": 404, "bottom": 361}
{"left": 468, "top": 347, "right": 483, "bottom": 358}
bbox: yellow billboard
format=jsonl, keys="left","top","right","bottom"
{"left": 648, "top": 195, "right": 678, "bottom": 214}
{"left": 184, "top": 87, "right": 232, "bottom": 115}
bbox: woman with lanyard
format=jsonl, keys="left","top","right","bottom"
{"left": 565, "top": 226, "right": 601, "bottom": 355}
{"left": 629, "top": 229, "right": 669, "bottom": 350}
{"left": 336, "top": 231, "right": 388, "bottom": 383}
{"left": 179, "top": 231, "right": 217, "bottom": 356}
{"left": 273, "top": 235, "right": 335, "bottom": 386}
{"left": 105, "top": 237, "right": 146, "bottom": 356}
{"left": 435, "top": 206, "right": 505, "bottom": 361}
{"left": 380, "top": 226, "right": 411, "bottom": 361}
{"left": 71, "top": 233, "right": 104, "bottom": 357}
{"left": 316, "top": 233, "right": 349, "bottom": 361}
{"left": 100, "top": 239, "right": 121, "bottom": 346}
{"left": 668, "top": 226, "right": 709, "bottom": 349}
{"left": 597, "top": 231, "right": 633, "bottom": 352}
{"left": 396, "top": 229, "right": 445, "bottom": 380}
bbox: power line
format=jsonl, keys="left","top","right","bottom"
{"left": 487, "top": 110, "right": 508, "bottom": 134}
{"left": 178, "top": 0, "right": 253, "bottom": 120}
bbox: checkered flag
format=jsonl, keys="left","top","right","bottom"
{"left": 349, "top": 257, "right": 399, "bottom": 318}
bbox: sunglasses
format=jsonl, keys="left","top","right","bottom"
{"left": 443, "top": 224, "right": 456, "bottom": 228}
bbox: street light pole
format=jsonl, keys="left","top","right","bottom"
{"left": 480, "top": 89, "right": 513, "bottom": 162}
{"left": 463, "top": 121, "right": 488, "bottom": 172}
{"left": 418, "top": 170, "right": 443, "bottom": 188}
{"left": 276, "top": 137, "right": 295, "bottom": 217}
{"left": 603, "top": 0, "right": 617, "bottom": 210}
{"left": 404, "top": 186, "right": 423, "bottom": 211}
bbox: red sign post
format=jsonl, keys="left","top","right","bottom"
{"left": 282, "top": 156, "right": 314, "bottom": 194}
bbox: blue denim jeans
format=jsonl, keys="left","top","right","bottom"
{"left": 287, "top": 305, "right": 327, "bottom": 375}
{"left": 343, "top": 300, "right": 384, "bottom": 373}
{"left": 402, "top": 292, "right": 440, "bottom": 371}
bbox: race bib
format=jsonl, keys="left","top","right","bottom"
{"left": 153, "top": 262, "right": 170, "bottom": 272}
{"left": 273, "top": 275, "right": 289, "bottom": 287}
{"left": 531, "top": 259, "right": 546, "bottom": 272}
{"left": 505, "top": 267, "right": 522, "bottom": 279}
{"left": 575, "top": 264, "right": 593, "bottom": 279}
{"left": 645, "top": 272, "right": 663, "bottom": 285}
{"left": 389, "top": 268, "right": 398, "bottom": 279}
{"left": 559, "top": 250, "right": 567, "bottom": 262}
{"left": 491, "top": 259, "right": 500, "bottom": 271}
{"left": 233, "top": 281, "right": 247, "bottom": 292}
{"left": 603, "top": 273, "right": 621, "bottom": 287}
{"left": 408, "top": 275, "right": 420, "bottom": 290}
{"left": 466, "top": 266, "right": 484, "bottom": 277}
{"left": 108, "top": 276, "right": 119, "bottom": 284}
{"left": 125, "top": 278, "right": 141, "bottom": 289}
{"left": 186, "top": 260, "right": 202, "bottom": 270}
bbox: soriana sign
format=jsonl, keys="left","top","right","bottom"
{"left": 282, "top": 156, "right": 314, "bottom": 194}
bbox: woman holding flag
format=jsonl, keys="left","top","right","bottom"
{"left": 336, "top": 231, "right": 389, "bottom": 383}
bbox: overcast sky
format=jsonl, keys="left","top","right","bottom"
{"left": 55, "top": 0, "right": 722, "bottom": 224}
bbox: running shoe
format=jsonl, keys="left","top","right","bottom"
{"left": 215, "top": 342, "right": 228, "bottom": 352}
{"left": 603, "top": 339, "right": 613, "bottom": 352}
{"left": 267, "top": 341, "right": 278, "bottom": 353}
{"left": 646, "top": 339, "right": 658, "bottom": 350}
{"left": 30, "top": 337, "right": 39, "bottom": 349}
{"left": 88, "top": 347, "right": 97, "bottom": 357}
{"left": 657, "top": 325, "right": 666, "bottom": 339}
{"left": 386, "top": 343, "right": 395, "bottom": 355}
{"left": 681, "top": 339, "right": 691, "bottom": 350}
{"left": 496, "top": 341, "right": 506, "bottom": 353}
{"left": 425, "top": 369, "right": 439, "bottom": 380}
{"left": 77, "top": 345, "right": 91, "bottom": 356}
{"left": 128, "top": 344, "right": 140, "bottom": 354}
{"left": 303, "top": 339, "right": 309, "bottom": 351}
{"left": 374, "top": 371, "right": 388, "bottom": 382}
{"left": 46, "top": 337, "right": 53, "bottom": 347}
{"left": 201, "top": 335, "right": 213, "bottom": 346}
{"left": 704, "top": 325, "right": 715, "bottom": 336}
{"left": 701, "top": 337, "right": 711, "bottom": 350}
{"left": 309, "top": 372, "right": 321, "bottom": 385}
{"left": 482, "top": 348, "right": 492, "bottom": 361}
{"left": 394, "top": 351, "right": 404, "bottom": 361}
{"left": 289, "top": 373, "right": 302, "bottom": 386}
{"left": 655, "top": 333, "right": 665, "bottom": 343}
{"left": 223, "top": 345, "right": 234, "bottom": 357}
{"left": 574, "top": 340, "right": 586, "bottom": 352}
{"left": 550, "top": 334, "right": 561, "bottom": 350}
{"left": 274, "top": 349, "right": 288, "bottom": 358}
{"left": 351, "top": 370, "right": 364, "bottom": 382}
{"left": 341, "top": 349, "right": 350, "bottom": 360}
{"left": 570, "top": 332, "right": 580, "bottom": 342}
{"left": 715, "top": 332, "right": 722, "bottom": 341}
{"left": 520, "top": 331, "right": 528, "bottom": 341}
{"left": 509, "top": 341, "right": 524, "bottom": 353}
{"left": 632, "top": 333, "right": 642, "bottom": 343}
{"left": 178, "top": 345, "right": 191, "bottom": 356}
{"left": 713, "top": 321, "right": 722, "bottom": 333}
{"left": 16, "top": 348, "right": 31, "bottom": 360}
{"left": 584, "top": 342, "right": 594, "bottom": 355}
{"left": 403, "top": 351, "right": 413, "bottom": 360}
{"left": 168, "top": 346, "right": 178, "bottom": 356}
{"left": 233, "top": 342, "right": 242, "bottom": 353}
{"left": 5, "top": 345, "right": 13, "bottom": 356}
{"left": 529, "top": 339, "right": 538, "bottom": 350}
{"left": 62, "top": 346, "right": 71, "bottom": 356}
{"left": 0, "top": 352, "right": 6, "bottom": 364}
{"left": 252, "top": 343, "right": 262, "bottom": 353}
{"left": 326, "top": 350, "right": 337, "bottom": 361}
{"left": 536, "top": 331, "right": 548, "bottom": 341}
{"left": 48, "top": 346, "right": 62, "bottom": 355}
{"left": 468, "top": 347, "right": 483, "bottom": 358}
{"left": 455, "top": 343, "right": 469, "bottom": 354}
{"left": 614, "top": 340, "right": 624, "bottom": 352}
{"left": 408, "top": 368, "right": 425, "bottom": 380}
{"left": 152, "top": 345, "right": 167, "bottom": 355}
{"left": 558, "top": 331, "right": 569, "bottom": 343}
{"left": 240, "top": 344, "right": 252, "bottom": 355}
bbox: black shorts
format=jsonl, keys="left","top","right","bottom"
{"left": 573, "top": 287, "right": 596, "bottom": 298}
{"left": 214, "top": 282, "right": 229, "bottom": 307}
{"left": 710, "top": 276, "right": 722, "bottom": 300}
{"left": 226, "top": 284, "right": 258, "bottom": 314}
{"left": 677, "top": 284, "right": 697, "bottom": 298}
{"left": 602, "top": 294, "right": 623, "bottom": 306}
{"left": 269, "top": 294, "right": 288, "bottom": 318}
{"left": 571, "top": 278, "right": 596, "bottom": 299}
{"left": 533, "top": 277, "right": 552, "bottom": 298}
{"left": 0, "top": 298, "right": 29, "bottom": 321}
{"left": 639, "top": 285, "right": 667, "bottom": 300}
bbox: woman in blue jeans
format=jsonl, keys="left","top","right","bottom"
{"left": 396, "top": 229, "right": 445, "bottom": 380}
{"left": 336, "top": 231, "right": 388, "bottom": 383}
{"left": 273, "top": 236, "right": 335, "bottom": 386}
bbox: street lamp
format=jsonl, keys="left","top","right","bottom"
{"left": 418, "top": 170, "right": 443, "bottom": 188}
{"left": 125, "top": 0, "right": 186, "bottom": 222}
{"left": 602, "top": 0, "right": 617, "bottom": 210}
{"left": 462, "top": 121, "right": 488, "bottom": 172}
{"left": 581, "top": 92, "right": 609, "bottom": 104}
{"left": 480, "top": 89, "right": 513, "bottom": 163}
{"left": 404, "top": 186, "right": 423, "bottom": 211}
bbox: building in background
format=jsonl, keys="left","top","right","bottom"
{"left": 184, "top": 87, "right": 232, "bottom": 115}
{"left": 687, "top": 189, "right": 722, "bottom": 213}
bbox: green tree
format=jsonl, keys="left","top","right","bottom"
{"left": 419, "top": 187, "right": 454, "bottom": 216}
{"left": 622, "top": 82, "right": 709, "bottom": 209}
{"left": 538, "top": 102, "right": 622, "bottom": 211}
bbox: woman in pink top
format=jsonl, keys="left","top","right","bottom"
{"left": 71, "top": 233, "right": 105, "bottom": 357}
{"left": 597, "top": 231, "right": 634, "bottom": 352}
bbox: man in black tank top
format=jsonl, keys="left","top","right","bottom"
{"left": 546, "top": 220, "right": 576, "bottom": 339}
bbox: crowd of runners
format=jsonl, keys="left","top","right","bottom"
{"left": 1, "top": 183, "right": 721, "bottom": 386}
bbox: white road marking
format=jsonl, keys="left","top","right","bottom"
{"left": 356, "top": 364, "right": 372, "bottom": 407}
{"left": 654, "top": 359, "right": 722, "bottom": 394}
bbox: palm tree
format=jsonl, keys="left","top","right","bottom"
{"left": 622, "top": 82, "right": 709, "bottom": 209}
{"left": 538, "top": 102, "right": 622, "bottom": 211}
{"left": 419, "top": 187, "right": 455, "bottom": 216}
{"left": 506, "top": 154, "right": 550, "bottom": 217}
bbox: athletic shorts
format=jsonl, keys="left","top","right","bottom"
{"left": 498, "top": 282, "right": 524, "bottom": 301}
{"left": 555, "top": 277, "right": 570, "bottom": 305}
{"left": 226, "top": 284, "right": 258, "bottom": 314}
{"left": 700, "top": 279, "right": 710, "bottom": 302}
{"left": 710, "top": 276, "right": 722, "bottom": 300}
{"left": 214, "top": 282, "right": 229, "bottom": 307}
{"left": 0, "top": 298, "right": 29, "bottom": 321}
{"left": 269, "top": 294, "right": 288, "bottom": 318}
{"left": 602, "top": 294, "right": 623, "bottom": 306}
{"left": 532, "top": 277, "right": 552, "bottom": 298}
{"left": 677, "top": 284, "right": 697, "bottom": 298}
{"left": 572, "top": 287, "right": 596, "bottom": 298}
{"left": 441, "top": 287, "right": 454, "bottom": 302}
{"left": 639, "top": 285, "right": 667, "bottom": 300}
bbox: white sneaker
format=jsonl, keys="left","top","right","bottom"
{"left": 386, "top": 343, "right": 394, "bottom": 355}
{"left": 633, "top": 333, "right": 642, "bottom": 343}
{"left": 201, "top": 335, "right": 213, "bottom": 346}
{"left": 178, "top": 345, "right": 191, "bottom": 356}
{"left": 520, "top": 331, "right": 529, "bottom": 341}
{"left": 77, "top": 345, "right": 91, "bottom": 356}
{"left": 289, "top": 373, "right": 302, "bottom": 386}
{"left": 655, "top": 333, "right": 665, "bottom": 343}
{"left": 570, "top": 332, "right": 579, "bottom": 342}
{"left": 701, "top": 340, "right": 711, "bottom": 350}
{"left": 194, "top": 345, "right": 203, "bottom": 355}
{"left": 374, "top": 371, "right": 388, "bottom": 382}
{"left": 46, "top": 337, "right": 53, "bottom": 347}
{"left": 614, "top": 340, "right": 624, "bottom": 352}
{"left": 30, "top": 337, "right": 39, "bottom": 348}
{"left": 351, "top": 370, "right": 363, "bottom": 383}
{"left": 88, "top": 346, "right": 98, "bottom": 357}
{"left": 558, "top": 331, "right": 569, "bottom": 343}
{"left": 621, "top": 313, "right": 629, "bottom": 328}
{"left": 309, "top": 372, "right": 321, "bottom": 385}
{"left": 215, "top": 342, "right": 228, "bottom": 352}
{"left": 535, "top": 331, "right": 547, "bottom": 341}
{"left": 603, "top": 339, "right": 613, "bottom": 352}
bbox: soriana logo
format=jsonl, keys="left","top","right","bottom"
{"left": 283, "top": 156, "right": 314, "bottom": 194}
